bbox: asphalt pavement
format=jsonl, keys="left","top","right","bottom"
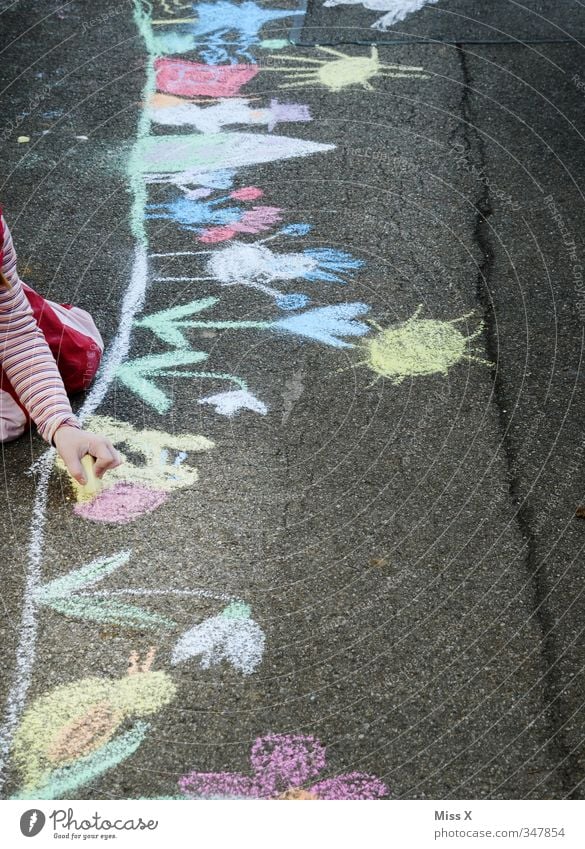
{"left": 0, "top": 0, "right": 584, "bottom": 801}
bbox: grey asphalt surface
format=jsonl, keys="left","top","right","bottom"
{"left": 1, "top": 0, "right": 585, "bottom": 800}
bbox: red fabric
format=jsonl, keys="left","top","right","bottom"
{"left": 1, "top": 285, "right": 102, "bottom": 414}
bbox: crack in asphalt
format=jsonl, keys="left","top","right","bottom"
{"left": 456, "top": 42, "right": 581, "bottom": 799}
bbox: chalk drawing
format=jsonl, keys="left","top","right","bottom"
{"left": 155, "top": 0, "right": 191, "bottom": 14}
{"left": 145, "top": 168, "right": 236, "bottom": 197}
{"left": 147, "top": 187, "right": 283, "bottom": 242}
{"left": 0, "top": 0, "right": 336, "bottom": 797}
{"left": 354, "top": 307, "right": 491, "bottom": 383}
{"left": 74, "top": 485, "right": 170, "bottom": 524}
{"left": 207, "top": 240, "right": 363, "bottom": 285}
{"left": 180, "top": 733, "right": 389, "bottom": 799}
{"left": 323, "top": 0, "right": 439, "bottom": 31}
{"left": 11, "top": 651, "right": 176, "bottom": 797}
{"left": 264, "top": 45, "right": 429, "bottom": 91}
{"left": 198, "top": 389, "right": 268, "bottom": 417}
{"left": 155, "top": 58, "right": 259, "bottom": 97}
{"left": 122, "top": 314, "right": 267, "bottom": 413}
{"left": 154, "top": 239, "right": 362, "bottom": 308}
{"left": 13, "top": 723, "right": 150, "bottom": 801}
{"left": 176, "top": 1, "right": 294, "bottom": 64}
{"left": 0, "top": 0, "right": 160, "bottom": 789}
{"left": 57, "top": 415, "right": 215, "bottom": 522}
{"left": 148, "top": 95, "right": 311, "bottom": 133}
{"left": 33, "top": 550, "right": 174, "bottom": 630}
{"left": 136, "top": 297, "right": 370, "bottom": 349}
{"left": 132, "top": 132, "right": 335, "bottom": 175}
{"left": 171, "top": 602, "right": 265, "bottom": 675}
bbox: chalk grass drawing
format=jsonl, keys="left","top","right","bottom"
{"left": 136, "top": 297, "right": 371, "bottom": 352}
{"left": 148, "top": 94, "right": 311, "bottom": 133}
{"left": 323, "top": 0, "right": 439, "bottom": 31}
{"left": 354, "top": 307, "right": 491, "bottom": 383}
{"left": 264, "top": 45, "right": 429, "bottom": 91}
{"left": 180, "top": 733, "right": 389, "bottom": 799}
{"left": 11, "top": 650, "right": 176, "bottom": 799}
{"left": 33, "top": 550, "right": 175, "bottom": 630}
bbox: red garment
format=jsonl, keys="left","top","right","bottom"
{"left": 0, "top": 209, "right": 103, "bottom": 442}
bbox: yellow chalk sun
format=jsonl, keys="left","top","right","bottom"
{"left": 354, "top": 306, "right": 492, "bottom": 384}
{"left": 264, "top": 45, "right": 429, "bottom": 92}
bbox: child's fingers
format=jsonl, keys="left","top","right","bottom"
{"left": 64, "top": 451, "right": 87, "bottom": 485}
{"left": 92, "top": 439, "right": 122, "bottom": 478}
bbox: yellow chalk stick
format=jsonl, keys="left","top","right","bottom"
{"left": 76, "top": 455, "right": 102, "bottom": 503}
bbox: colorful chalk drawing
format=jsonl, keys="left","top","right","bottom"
{"left": 354, "top": 307, "right": 491, "bottom": 383}
{"left": 133, "top": 132, "right": 334, "bottom": 174}
{"left": 33, "top": 551, "right": 175, "bottom": 629}
{"left": 323, "top": 0, "right": 439, "bottom": 31}
{"left": 168, "top": 1, "right": 295, "bottom": 64}
{"left": 153, "top": 235, "right": 364, "bottom": 308}
{"left": 0, "top": 0, "right": 441, "bottom": 800}
{"left": 264, "top": 45, "right": 429, "bottom": 91}
{"left": 147, "top": 186, "right": 283, "bottom": 242}
{"left": 11, "top": 650, "right": 176, "bottom": 799}
{"left": 55, "top": 415, "right": 214, "bottom": 522}
{"left": 179, "top": 733, "right": 388, "bottom": 799}
{"left": 135, "top": 297, "right": 371, "bottom": 356}
{"left": 171, "top": 601, "right": 265, "bottom": 674}
{"left": 148, "top": 94, "right": 311, "bottom": 133}
{"left": 31, "top": 546, "right": 266, "bottom": 672}
{"left": 155, "top": 58, "right": 259, "bottom": 97}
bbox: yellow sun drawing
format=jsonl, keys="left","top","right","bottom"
{"left": 263, "top": 45, "right": 429, "bottom": 91}
{"left": 354, "top": 306, "right": 492, "bottom": 384}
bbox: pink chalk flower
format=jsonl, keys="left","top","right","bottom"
{"left": 229, "top": 186, "right": 264, "bottom": 201}
{"left": 179, "top": 733, "right": 388, "bottom": 800}
{"left": 73, "top": 483, "right": 169, "bottom": 524}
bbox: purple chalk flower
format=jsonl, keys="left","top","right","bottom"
{"left": 179, "top": 733, "right": 388, "bottom": 800}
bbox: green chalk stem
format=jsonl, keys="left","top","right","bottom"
{"left": 34, "top": 551, "right": 131, "bottom": 603}
{"left": 12, "top": 722, "right": 149, "bottom": 800}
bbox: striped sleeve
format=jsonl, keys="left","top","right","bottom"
{"left": 0, "top": 215, "right": 80, "bottom": 443}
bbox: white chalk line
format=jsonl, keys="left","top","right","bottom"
{"left": 0, "top": 1, "right": 154, "bottom": 792}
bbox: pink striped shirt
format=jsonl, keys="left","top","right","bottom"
{"left": 0, "top": 215, "right": 80, "bottom": 443}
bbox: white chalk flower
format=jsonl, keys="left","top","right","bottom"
{"left": 198, "top": 389, "right": 267, "bottom": 417}
{"left": 171, "top": 602, "right": 265, "bottom": 676}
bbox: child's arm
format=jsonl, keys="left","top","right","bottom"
{"left": 0, "top": 218, "right": 121, "bottom": 482}
{"left": 0, "top": 278, "right": 81, "bottom": 444}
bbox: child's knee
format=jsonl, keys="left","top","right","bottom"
{"left": 0, "top": 391, "right": 29, "bottom": 442}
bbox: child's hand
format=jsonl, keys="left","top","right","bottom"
{"left": 53, "top": 425, "right": 123, "bottom": 484}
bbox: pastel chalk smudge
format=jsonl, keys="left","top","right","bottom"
{"left": 155, "top": 58, "right": 259, "bottom": 98}
{"left": 73, "top": 484, "right": 169, "bottom": 524}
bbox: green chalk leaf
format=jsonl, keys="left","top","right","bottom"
{"left": 135, "top": 297, "right": 218, "bottom": 348}
{"left": 41, "top": 595, "right": 175, "bottom": 630}
{"left": 116, "top": 350, "right": 209, "bottom": 413}
{"left": 12, "top": 721, "right": 150, "bottom": 800}
{"left": 34, "top": 551, "right": 132, "bottom": 603}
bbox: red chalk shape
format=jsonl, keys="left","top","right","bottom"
{"left": 155, "top": 59, "right": 259, "bottom": 99}
{"left": 73, "top": 483, "right": 169, "bottom": 524}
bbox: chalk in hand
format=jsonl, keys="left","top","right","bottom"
{"left": 76, "top": 455, "right": 103, "bottom": 502}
